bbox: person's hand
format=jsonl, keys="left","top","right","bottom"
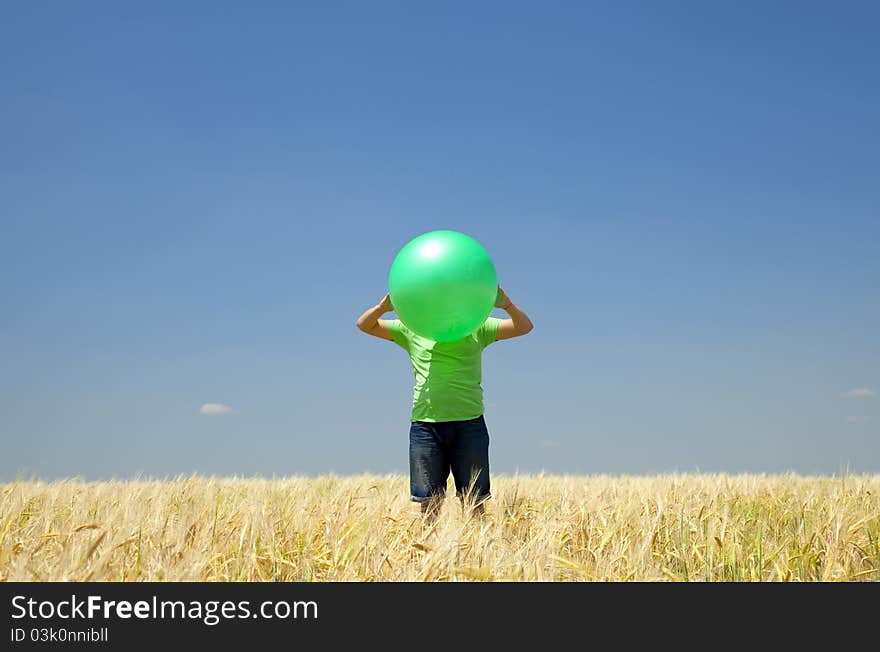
{"left": 495, "top": 286, "right": 511, "bottom": 309}
{"left": 379, "top": 293, "right": 394, "bottom": 313}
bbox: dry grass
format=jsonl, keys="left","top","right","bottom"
{"left": 1, "top": 474, "right": 878, "bottom": 581}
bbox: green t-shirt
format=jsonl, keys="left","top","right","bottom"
{"left": 387, "top": 318, "right": 501, "bottom": 423}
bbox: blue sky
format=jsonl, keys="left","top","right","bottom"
{"left": 2, "top": 1, "right": 878, "bottom": 480}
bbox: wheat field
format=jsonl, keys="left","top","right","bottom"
{"left": 1, "top": 474, "right": 878, "bottom": 581}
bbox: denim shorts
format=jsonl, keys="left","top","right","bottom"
{"left": 409, "top": 414, "right": 491, "bottom": 503}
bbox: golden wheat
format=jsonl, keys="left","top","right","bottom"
{"left": 1, "top": 474, "right": 878, "bottom": 581}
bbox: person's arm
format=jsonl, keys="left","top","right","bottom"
{"left": 356, "top": 293, "right": 394, "bottom": 341}
{"left": 495, "top": 286, "right": 533, "bottom": 341}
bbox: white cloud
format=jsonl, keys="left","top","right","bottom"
{"left": 842, "top": 388, "right": 876, "bottom": 398}
{"left": 200, "top": 403, "right": 233, "bottom": 415}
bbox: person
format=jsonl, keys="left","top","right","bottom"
{"left": 356, "top": 286, "right": 533, "bottom": 520}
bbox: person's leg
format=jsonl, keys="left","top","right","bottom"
{"left": 409, "top": 420, "right": 449, "bottom": 522}
{"left": 449, "top": 415, "right": 491, "bottom": 518}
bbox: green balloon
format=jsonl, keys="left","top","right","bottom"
{"left": 388, "top": 230, "right": 498, "bottom": 342}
